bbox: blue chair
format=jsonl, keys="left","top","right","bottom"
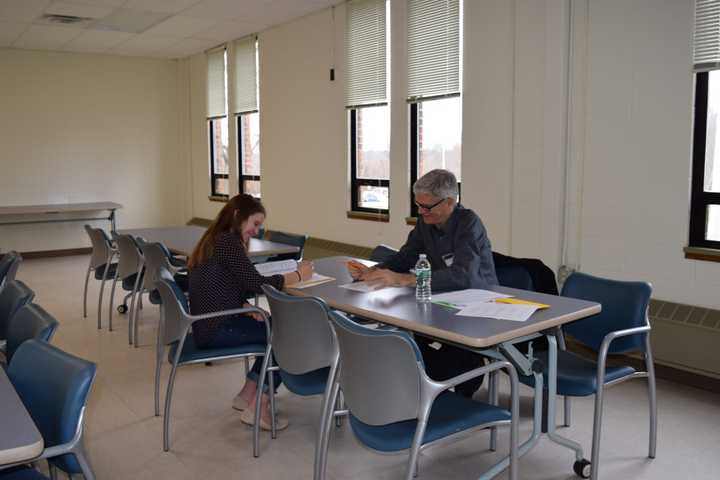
{"left": 0, "top": 467, "right": 50, "bottom": 480}
{"left": 316, "top": 311, "right": 519, "bottom": 480}
{"left": 3, "top": 303, "right": 58, "bottom": 365}
{"left": 108, "top": 233, "right": 144, "bottom": 343}
{"left": 265, "top": 231, "right": 308, "bottom": 262}
{"left": 83, "top": 225, "right": 117, "bottom": 329}
{"left": 369, "top": 244, "right": 398, "bottom": 263}
{"left": 0, "top": 251, "right": 22, "bottom": 291}
{"left": 7, "top": 340, "right": 97, "bottom": 480}
{"left": 154, "top": 277, "right": 270, "bottom": 452}
{"left": 0, "top": 280, "right": 35, "bottom": 348}
{"left": 519, "top": 272, "right": 657, "bottom": 479}
{"left": 251, "top": 285, "right": 337, "bottom": 457}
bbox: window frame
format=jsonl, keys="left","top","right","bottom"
{"left": 237, "top": 111, "right": 261, "bottom": 197}
{"left": 349, "top": 105, "right": 390, "bottom": 214}
{"left": 208, "top": 116, "right": 229, "bottom": 198}
{"left": 690, "top": 72, "right": 720, "bottom": 249}
{"left": 409, "top": 100, "right": 462, "bottom": 218}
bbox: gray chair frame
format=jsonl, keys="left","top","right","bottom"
{"left": 0, "top": 251, "right": 22, "bottom": 291}
{"left": 154, "top": 278, "right": 271, "bottom": 452}
{"left": 108, "top": 233, "right": 144, "bottom": 343}
{"left": 251, "top": 285, "right": 338, "bottom": 457}
{"left": 315, "top": 311, "right": 520, "bottom": 480}
{"left": 83, "top": 225, "right": 117, "bottom": 329}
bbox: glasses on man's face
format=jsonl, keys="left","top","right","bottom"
{"left": 414, "top": 198, "right": 446, "bottom": 212}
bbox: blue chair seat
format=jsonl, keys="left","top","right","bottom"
{"left": 0, "top": 467, "right": 50, "bottom": 480}
{"left": 93, "top": 263, "right": 117, "bottom": 280}
{"left": 519, "top": 349, "right": 636, "bottom": 397}
{"left": 280, "top": 366, "right": 330, "bottom": 396}
{"left": 122, "top": 272, "right": 142, "bottom": 290}
{"left": 168, "top": 333, "right": 265, "bottom": 364}
{"left": 349, "top": 391, "right": 510, "bottom": 452}
{"left": 149, "top": 289, "right": 161, "bottom": 305}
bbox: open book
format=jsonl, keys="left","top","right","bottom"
{"left": 255, "top": 259, "right": 334, "bottom": 289}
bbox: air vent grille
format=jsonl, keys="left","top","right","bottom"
{"left": 38, "top": 14, "right": 95, "bottom": 27}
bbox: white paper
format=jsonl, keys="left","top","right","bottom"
{"left": 292, "top": 273, "right": 335, "bottom": 289}
{"left": 339, "top": 281, "right": 388, "bottom": 292}
{"left": 431, "top": 289, "right": 512, "bottom": 308}
{"left": 456, "top": 302, "right": 538, "bottom": 322}
{"left": 255, "top": 259, "right": 298, "bottom": 276}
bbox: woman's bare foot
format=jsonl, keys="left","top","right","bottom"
{"left": 232, "top": 379, "right": 258, "bottom": 411}
{"left": 240, "top": 393, "right": 289, "bottom": 430}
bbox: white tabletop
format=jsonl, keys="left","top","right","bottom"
{"left": 0, "top": 202, "right": 121, "bottom": 215}
{"left": 0, "top": 368, "right": 43, "bottom": 466}
{"left": 119, "top": 226, "right": 300, "bottom": 258}
{"left": 288, "top": 256, "right": 601, "bottom": 348}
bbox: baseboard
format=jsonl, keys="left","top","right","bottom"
{"left": 14, "top": 247, "right": 92, "bottom": 259}
{"left": 187, "top": 217, "right": 213, "bottom": 227}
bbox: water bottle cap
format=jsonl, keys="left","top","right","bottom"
{"left": 419, "top": 254, "right": 427, "bottom": 259}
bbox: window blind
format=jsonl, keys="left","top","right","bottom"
{"left": 695, "top": 0, "right": 720, "bottom": 71}
{"left": 346, "top": 0, "right": 387, "bottom": 107}
{"left": 207, "top": 47, "right": 227, "bottom": 118}
{"left": 233, "top": 36, "right": 258, "bottom": 113}
{"left": 407, "top": 0, "right": 460, "bottom": 101}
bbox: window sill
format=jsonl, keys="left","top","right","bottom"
{"left": 684, "top": 246, "right": 720, "bottom": 263}
{"left": 208, "top": 195, "right": 229, "bottom": 203}
{"left": 405, "top": 216, "right": 417, "bottom": 226}
{"left": 346, "top": 211, "right": 389, "bottom": 222}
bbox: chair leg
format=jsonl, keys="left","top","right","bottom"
{"left": 108, "top": 270, "right": 119, "bottom": 332}
{"left": 71, "top": 445, "right": 95, "bottom": 480}
{"left": 564, "top": 396, "right": 572, "bottom": 427}
{"left": 129, "top": 273, "right": 142, "bottom": 346}
{"left": 269, "top": 366, "right": 277, "bottom": 439}
{"left": 253, "top": 349, "right": 272, "bottom": 458}
{"left": 155, "top": 343, "right": 165, "bottom": 417}
{"left": 133, "top": 289, "right": 145, "bottom": 348}
{"left": 645, "top": 338, "right": 658, "bottom": 459}
{"left": 405, "top": 417, "right": 429, "bottom": 480}
{"left": 334, "top": 390, "right": 344, "bottom": 428}
{"left": 163, "top": 361, "right": 181, "bottom": 452}
{"left": 488, "top": 370, "right": 499, "bottom": 451}
{"left": 314, "top": 357, "right": 340, "bottom": 480}
{"left": 97, "top": 259, "right": 112, "bottom": 330}
{"left": 590, "top": 359, "right": 609, "bottom": 480}
{"left": 83, "top": 265, "right": 91, "bottom": 318}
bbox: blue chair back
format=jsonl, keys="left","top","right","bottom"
{"left": 8, "top": 340, "right": 96, "bottom": 474}
{"left": 112, "top": 233, "right": 143, "bottom": 280}
{"left": 155, "top": 278, "right": 191, "bottom": 347}
{"left": 328, "top": 311, "right": 423, "bottom": 426}
{"left": 369, "top": 244, "right": 398, "bottom": 263}
{"left": 267, "top": 231, "right": 308, "bottom": 261}
{"left": 496, "top": 264, "right": 534, "bottom": 290}
{"left": 562, "top": 272, "right": 652, "bottom": 354}
{"left": 137, "top": 241, "right": 172, "bottom": 291}
{"left": 0, "top": 251, "right": 22, "bottom": 288}
{"left": 5, "top": 303, "right": 59, "bottom": 363}
{"left": 0, "top": 280, "right": 35, "bottom": 340}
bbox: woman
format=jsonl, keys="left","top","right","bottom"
{"left": 188, "top": 194, "right": 313, "bottom": 430}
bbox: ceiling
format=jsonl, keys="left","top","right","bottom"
{"left": 0, "top": 0, "right": 337, "bottom": 59}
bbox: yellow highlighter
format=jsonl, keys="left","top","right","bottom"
{"left": 495, "top": 298, "right": 550, "bottom": 309}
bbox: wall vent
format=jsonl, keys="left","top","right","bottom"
{"left": 37, "top": 14, "right": 95, "bottom": 28}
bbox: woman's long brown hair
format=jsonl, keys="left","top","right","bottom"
{"left": 188, "top": 194, "right": 266, "bottom": 269}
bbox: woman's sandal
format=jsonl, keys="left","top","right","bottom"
{"left": 240, "top": 408, "right": 289, "bottom": 431}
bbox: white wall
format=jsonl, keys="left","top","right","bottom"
{"left": 0, "top": 48, "right": 187, "bottom": 252}
{"left": 184, "top": 0, "right": 719, "bottom": 309}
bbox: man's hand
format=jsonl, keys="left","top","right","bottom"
{"left": 243, "top": 303, "right": 268, "bottom": 322}
{"left": 346, "top": 259, "right": 372, "bottom": 280}
{"left": 363, "top": 269, "right": 415, "bottom": 288}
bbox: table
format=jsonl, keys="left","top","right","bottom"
{"left": 119, "top": 226, "right": 300, "bottom": 258}
{"left": 290, "top": 257, "right": 601, "bottom": 479}
{"left": 0, "top": 202, "right": 121, "bottom": 232}
{"left": 0, "top": 368, "right": 43, "bottom": 466}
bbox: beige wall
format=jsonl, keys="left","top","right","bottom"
{"left": 0, "top": 48, "right": 187, "bottom": 252}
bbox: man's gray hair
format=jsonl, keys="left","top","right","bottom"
{"left": 412, "top": 169, "right": 459, "bottom": 200}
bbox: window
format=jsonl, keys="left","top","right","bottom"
{"left": 407, "top": 0, "right": 461, "bottom": 217}
{"left": 234, "top": 36, "right": 261, "bottom": 198}
{"left": 207, "top": 47, "right": 228, "bottom": 198}
{"left": 690, "top": 1, "right": 720, "bottom": 248}
{"left": 346, "top": 0, "right": 389, "bottom": 215}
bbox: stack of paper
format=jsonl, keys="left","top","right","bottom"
{"left": 431, "top": 289, "right": 511, "bottom": 308}
{"left": 431, "top": 288, "right": 549, "bottom": 322}
{"left": 455, "top": 302, "right": 539, "bottom": 322}
{"left": 255, "top": 259, "right": 335, "bottom": 289}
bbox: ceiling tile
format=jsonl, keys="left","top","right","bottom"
{"left": 93, "top": 9, "right": 171, "bottom": 34}
{"left": 182, "top": 0, "right": 269, "bottom": 21}
{"left": 62, "top": 29, "right": 133, "bottom": 52}
{"left": 191, "top": 19, "right": 255, "bottom": 43}
{"left": 0, "top": 21, "right": 29, "bottom": 46}
{"left": 45, "top": 1, "right": 114, "bottom": 19}
{"left": 161, "top": 36, "right": 217, "bottom": 58}
{"left": 143, "top": 15, "right": 217, "bottom": 37}
{"left": 122, "top": 0, "right": 203, "bottom": 15}
{"left": 61, "top": 0, "right": 128, "bottom": 6}
{"left": 109, "top": 33, "right": 181, "bottom": 56}
{"left": 13, "top": 24, "right": 83, "bottom": 50}
{"left": 0, "top": 0, "right": 51, "bottom": 22}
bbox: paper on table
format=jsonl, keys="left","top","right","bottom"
{"left": 292, "top": 273, "right": 335, "bottom": 289}
{"left": 255, "top": 259, "right": 298, "bottom": 276}
{"left": 431, "top": 289, "right": 512, "bottom": 308}
{"left": 456, "top": 302, "right": 539, "bottom": 322}
{"left": 339, "top": 281, "right": 387, "bottom": 293}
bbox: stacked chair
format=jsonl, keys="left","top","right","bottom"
{"left": 83, "top": 225, "right": 117, "bottom": 329}
{"left": 108, "top": 233, "right": 144, "bottom": 343}
{"left": 0, "top": 280, "right": 35, "bottom": 354}
{"left": 2, "top": 303, "right": 58, "bottom": 365}
{"left": 0, "top": 251, "right": 22, "bottom": 291}
{"left": 264, "top": 231, "right": 308, "bottom": 262}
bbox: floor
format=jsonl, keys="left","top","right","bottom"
{"left": 13, "top": 255, "right": 720, "bottom": 479}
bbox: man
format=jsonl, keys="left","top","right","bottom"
{"left": 348, "top": 169, "right": 498, "bottom": 398}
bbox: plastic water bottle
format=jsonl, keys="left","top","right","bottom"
{"left": 415, "top": 254, "right": 432, "bottom": 303}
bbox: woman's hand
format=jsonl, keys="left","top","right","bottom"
{"left": 297, "top": 260, "right": 314, "bottom": 281}
{"left": 243, "top": 303, "right": 267, "bottom": 322}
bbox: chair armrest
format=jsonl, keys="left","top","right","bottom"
{"left": 435, "top": 360, "right": 515, "bottom": 391}
{"left": 188, "top": 306, "right": 268, "bottom": 323}
{"left": 600, "top": 325, "right": 650, "bottom": 354}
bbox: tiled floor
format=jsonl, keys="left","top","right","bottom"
{"left": 13, "top": 255, "right": 720, "bottom": 479}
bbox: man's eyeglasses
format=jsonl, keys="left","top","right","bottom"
{"left": 414, "top": 198, "right": 446, "bottom": 211}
